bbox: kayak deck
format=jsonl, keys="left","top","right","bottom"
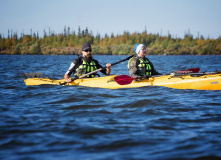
{"left": 23, "top": 74, "right": 221, "bottom": 90}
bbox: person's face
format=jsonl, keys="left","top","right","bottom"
{"left": 138, "top": 46, "right": 146, "bottom": 58}
{"left": 82, "top": 48, "right": 92, "bottom": 58}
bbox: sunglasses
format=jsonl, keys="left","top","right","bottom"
{"left": 83, "top": 49, "right": 92, "bottom": 52}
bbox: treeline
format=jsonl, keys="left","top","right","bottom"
{"left": 1, "top": 26, "right": 221, "bottom": 55}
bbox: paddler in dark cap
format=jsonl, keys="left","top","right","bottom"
{"left": 64, "top": 43, "right": 111, "bottom": 83}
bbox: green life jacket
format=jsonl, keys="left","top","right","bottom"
{"left": 128, "top": 57, "right": 152, "bottom": 76}
{"left": 75, "top": 59, "right": 97, "bottom": 78}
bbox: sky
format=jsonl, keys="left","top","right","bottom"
{"left": 1, "top": 0, "right": 221, "bottom": 39}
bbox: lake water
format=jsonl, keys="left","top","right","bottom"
{"left": 1, "top": 55, "right": 221, "bottom": 160}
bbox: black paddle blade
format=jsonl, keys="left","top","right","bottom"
{"left": 21, "top": 72, "right": 43, "bottom": 79}
{"left": 114, "top": 75, "right": 135, "bottom": 85}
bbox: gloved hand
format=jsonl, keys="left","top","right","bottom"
{"left": 135, "top": 75, "right": 149, "bottom": 80}
{"left": 136, "top": 76, "right": 143, "bottom": 80}
{"left": 143, "top": 75, "right": 149, "bottom": 79}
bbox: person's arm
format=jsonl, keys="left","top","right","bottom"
{"left": 64, "top": 61, "right": 76, "bottom": 83}
{"left": 128, "top": 58, "right": 140, "bottom": 78}
{"left": 94, "top": 60, "right": 111, "bottom": 76}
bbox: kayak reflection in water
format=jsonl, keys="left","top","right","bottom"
{"left": 128, "top": 44, "right": 161, "bottom": 79}
{"left": 64, "top": 43, "right": 111, "bottom": 83}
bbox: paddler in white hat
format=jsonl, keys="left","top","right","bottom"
{"left": 128, "top": 44, "right": 161, "bottom": 78}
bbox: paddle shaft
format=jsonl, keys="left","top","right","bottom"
{"left": 76, "top": 68, "right": 104, "bottom": 79}
{"left": 78, "top": 55, "right": 134, "bottom": 79}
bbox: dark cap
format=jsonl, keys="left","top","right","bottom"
{"left": 82, "top": 43, "right": 91, "bottom": 50}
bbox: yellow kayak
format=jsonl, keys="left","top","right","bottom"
{"left": 22, "top": 73, "right": 221, "bottom": 90}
